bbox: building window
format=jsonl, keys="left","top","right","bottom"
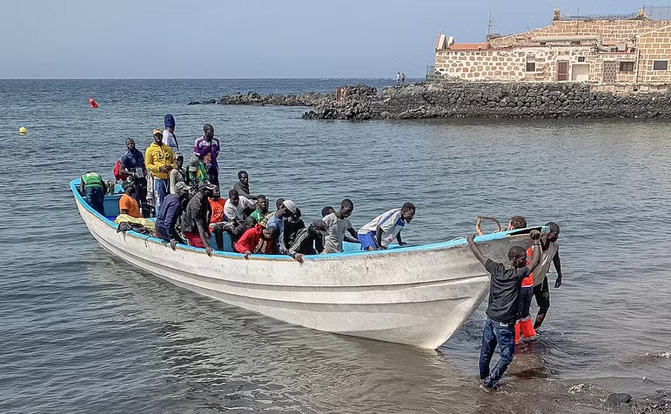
{"left": 526, "top": 55, "right": 536, "bottom": 72}
{"left": 578, "top": 56, "right": 586, "bottom": 63}
{"left": 653, "top": 60, "right": 668, "bottom": 71}
{"left": 619, "top": 62, "right": 634, "bottom": 72}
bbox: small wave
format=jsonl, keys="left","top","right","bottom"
{"left": 645, "top": 351, "right": 671, "bottom": 359}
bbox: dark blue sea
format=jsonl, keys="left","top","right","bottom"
{"left": 1, "top": 79, "right": 670, "bottom": 413}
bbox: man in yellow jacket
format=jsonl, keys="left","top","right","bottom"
{"left": 145, "top": 128, "right": 176, "bottom": 216}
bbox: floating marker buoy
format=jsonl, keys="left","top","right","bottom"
{"left": 19, "top": 127, "right": 27, "bottom": 135}
{"left": 89, "top": 98, "right": 99, "bottom": 108}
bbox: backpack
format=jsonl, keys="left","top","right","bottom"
{"left": 114, "top": 159, "right": 129, "bottom": 181}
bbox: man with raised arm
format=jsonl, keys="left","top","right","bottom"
{"left": 467, "top": 229, "right": 542, "bottom": 392}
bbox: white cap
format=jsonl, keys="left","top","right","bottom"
{"left": 283, "top": 200, "right": 297, "bottom": 214}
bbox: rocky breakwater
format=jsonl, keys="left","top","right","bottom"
{"left": 301, "top": 82, "right": 671, "bottom": 120}
{"left": 189, "top": 91, "right": 331, "bottom": 106}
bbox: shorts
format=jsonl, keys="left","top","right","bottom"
{"left": 184, "top": 232, "right": 205, "bottom": 248}
{"left": 358, "top": 231, "right": 378, "bottom": 250}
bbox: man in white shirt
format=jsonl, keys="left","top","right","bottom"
{"left": 322, "top": 198, "right": 359, "bottom": 254}
{"left": 224, "top": 189, "right": 256, "bottom": 222}
{"left": 357, "top": 203, "right": 416, "bottom": 250}
{"left": 163, "top": 114, "right": 178, "bottom": 153}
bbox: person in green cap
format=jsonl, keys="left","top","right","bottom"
{"left": 80, "top": 171, "right": 108, "bottom": 215}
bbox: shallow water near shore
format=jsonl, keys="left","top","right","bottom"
{"left": 1, "top": 79, "right": 670, "bottom": 413}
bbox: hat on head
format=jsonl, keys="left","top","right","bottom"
{"left": 282, "top": 200, "right": 297, "bottom": 214}
{"left": 199, "top": 182, "right": 217, "bottom": 191}
{"left": 311, "top": 219, "right": 329, "bottom": 237}
{"left": 152, "top": 128, "right": 163, "bottom": 136}
{"left": 188, "top": 155, "right": 200, "bottom": 172}
{"left": 164, "top": 114, "right": 175, "bottom": 128}
{"left": 174, "top": 182, "right": 191, "bottom": 193}
{"left": 174, "top": 152, "right": 184, "bottom": 160}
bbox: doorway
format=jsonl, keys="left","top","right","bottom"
{"left": 557, "top": 61, "right": 569, "bottom": 81}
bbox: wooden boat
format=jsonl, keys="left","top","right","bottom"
{"left": 70, "top": 179, "right": 545, "bottom": 349}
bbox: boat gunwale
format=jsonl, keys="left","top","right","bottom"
{"left": 70, "top": 179, "right": 545, "bottom": 261}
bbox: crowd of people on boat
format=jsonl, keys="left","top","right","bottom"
{"left": 79, "top": 114, "right": 416, "bottom": 263}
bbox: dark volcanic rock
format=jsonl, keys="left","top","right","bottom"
{"left": 606, "top": 392, "right": 633, "bottom": 407}
{"left": 217, "top": 91, "right": 330, "bottom": 107}
{"left": 188, "top": 99, "right": 216, "bottom": 105}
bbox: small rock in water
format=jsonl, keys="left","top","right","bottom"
{"left": 568, "top": 383, "right": 587, "bottom": 394}
{"left": 606, "top": 392, "right": 632, "bottom": 407}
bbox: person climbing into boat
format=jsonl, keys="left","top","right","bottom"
{"left": 80, "top": 171, "right": 107, "bottom": 215}
{"left": 357, "top": 203, "right": 416, "bottom": 250}
{"left": 145, "top": 128, "right": 175, "bottom": 216}
{"left": 321, "top": 206, "right": 336, "bottom": 217}
{"left": 208, "top": 185, "right": 228, "bottom": 250}
{"left": 475, "top": 215, "right": 526, "bottom": 236}
{"left": 232, "top": 170, "right": 257, "bottom": 200}
{"left": 163, "top": 114, "right": 178, "bottom": 153}
{"left": 118, "top": 180, "right": 142, "bottom": 218}
{"left": 467, "top": 229, "right": 542, "bottom": 392}
{"left": 181, "top": 183, "right": 216, "bottom": 256}
{"left": 250, "top": 195, "right": 269, "bottom": 224}
{"left": 266, "top": 200, "right": 297, "bottom": 254}
{"left": 234, "top": 224, "right": 278, "bottom": 259}
{"left": 322, "top": 199, "right": 359, "bottom": 254}
{"left": 284, "top": 208, "right": 305, "bottom": 249}
{"left": 533, "top": 222, "right": 563, "bottom": 329}
{"left": 193, "top": 123, "right": 220, "bottom": 186}
{"left": 168, "top": 152, "right": 187, "bottom": 194}
{"left": 155, "top": 182, "right": 191, "bottom": 250}
{"left": 120, "top": 138, "right": 149, "bottom": 216}
{"left": 289, "top": 219, "right": 328, "bottom": 263}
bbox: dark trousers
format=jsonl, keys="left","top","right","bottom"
{"left": 479, "top": 317, "right": 515, "bottom": 389}
{"left": 85, "top": 186, "right": 105, "bottom": 216}
{"left": 208, "top": 167, "right": 219, "bottom": 186}
{"left": 533, "top": 277, "right": 551, "bottom": 328}
{"left": 132, "top": 177, "right": 149, "bottom": 217}
{"left": 516, "top": 286, "right": 534, "bottom": 320}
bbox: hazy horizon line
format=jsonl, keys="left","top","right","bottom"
{"left": 0, "top": 76, "right": 422, "bottom": 81}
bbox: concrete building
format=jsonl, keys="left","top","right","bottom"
{"left": 434, "top": 9, "right": 671, "bottom": 85}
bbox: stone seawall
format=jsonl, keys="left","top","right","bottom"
{"left": 209, "top": 82, "right": 671, "bottom": 120}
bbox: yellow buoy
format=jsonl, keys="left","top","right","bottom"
{"left": 18, "top": 127, "right": 27, "bottom": 135}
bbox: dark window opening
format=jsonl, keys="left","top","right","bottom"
{"left": 578, "top": 56, "right": 586, "bottom": 63}
{"left": 526, "top": 62, "right": 536, "bottom": 72}
{"left": 619, "top": 62, "right": 634, "bottom": 72}
{"left": 653, "top": 60, "right": 668, "bottom": 71}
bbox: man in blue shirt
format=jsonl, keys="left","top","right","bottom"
{"left": 265, "top": 199, "right": 296, "bottom": 254}
{"left": 155, "top": 182, "right": 191, "bottom": 250}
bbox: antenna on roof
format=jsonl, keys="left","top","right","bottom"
{"left": 487, "top": 8, "right": 493, "bottom": 36}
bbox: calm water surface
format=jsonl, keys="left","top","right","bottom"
{"left": 1, "top": 79, "right": 670, "bottom": 413}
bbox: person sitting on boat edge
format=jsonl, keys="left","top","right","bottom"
{"left": 321, "top": 206, "right": 336, "bottom": 218}
{"left": 145, "top": 128, "right": 176, "bottom": 216}
{"left": 466, "top": 230, "right": 542, "bottom": 392}
{"left": 169, "top": 152, "right": 187, "bottom": 194}
{"left": 208, "top": 186, "right": 227, "bottom": 250}
{"left": 476, "top": 215, "right": 526, "bottom": 236}
{"left": 234, "top": 225, "right": 278, "bottom": 259}
{"left": 80, "top": 171, "right": 107, "bottom": 216}
{"left": 266, "top": 200, "right": 297, "bottom": 254}
{"left": 357, "top": 203, "right": 415, "bottom": 251}
{"left": 250, "top": 194, "right": 269, "bottom": 224}
{"left": 289, "top": 219, "right": 328, "bottom": 263}
{"left": 224, "top": 189, "right": 256, "bottom": 241}
{"left": 155, "top": 182, "right": 191, "bottom": 250}
{"left": 180, "top": 182, "right": 216, "bottom": 256}
{"left": 119, "top": 180, "right": 142, "bottom": 218}
{"left": 120, "top": 138, "right": 148, "bottom": 216}
{"left": 322, "top": 199, "right": 359, "bottom": 254}
{"left": 232, "top": 170, "right": 257, "bottom": 200}
{"left": 533, "top": 222, "right": 563, "bottom": 329}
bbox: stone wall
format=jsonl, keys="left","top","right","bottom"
{"left": 638, "top": 25, "right": 671, "bottom": 83}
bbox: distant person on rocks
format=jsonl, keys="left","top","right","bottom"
{"left": 181, "top": 183, "right": 216, "bottom": 256}
{"left": 208, "top": 185, "right": 227, "bottom": 250}
{"left": 284, "top": 208, "right": 305, "bottom": 249}
{"left": 357, "top": 203, "right": 416, "bottom": 250}
{"left": 169, "top": 152, "right": 187, "bottom": 194}
{"left": 232, "top": 170, "right": 257, "bottom": 200}
{"left": 250, "top": 194, "right": 269, "bottom": 224}
{"left": 118, "top": 180, "right": 142, "bottom": 218}
{"left": 120, "top": 138, "right": 148, "bottom": 216}
{"left": 467, "top": 229, "right": 542, "bottom": 392}
{"left": 401, "top": 73, "right": 406, "bottom": 85}
{"left": 163, "top": 114, "right": 179, "bottom": 152}
{"left": 155, "top": 182, "right": 191, "bottom": 250}
{"left": 187, "top": 154, "right": 209, "bottom": 188}
{"left": 289, "top": 219, "right": 328, "bottom": 263}
{"left": 322, "top": 199, "right": 359, "bottom": 254}
{"left": 321, "top": 206, "right": 336, "bottom": 217}
{"left": 266, "top": 200, "right": 297, "bottom": 254}
{"left": 533, "top": 222, "right": 564, "bottom": 329}
{"left": 145, "top": 128, "right": 175, "bottom": 216}
{"left": 80, "top": 171, "right": 107, "bottom": 215}
{"left": 193, "top": 123, "right": 220, "bottom": 186}
{"left": 396, "top": 72, "right": 401, "bottom": 86}
{"left": 234, "top": 225, "right": 278, "bottom": 258}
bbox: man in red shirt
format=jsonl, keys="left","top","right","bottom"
{"left": 234, "top": 226, "right": 278, "bottom": 259}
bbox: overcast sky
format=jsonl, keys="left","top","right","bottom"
{"left": 0, "top": 0, "right": 644, "bottom": 78}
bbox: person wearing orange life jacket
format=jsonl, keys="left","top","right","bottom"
{"left": 515, "top": 246, "right": 538, "bottom": 344}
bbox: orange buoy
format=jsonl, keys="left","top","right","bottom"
{"left": 89, "top": 98, "right": 99, "bottom": 108}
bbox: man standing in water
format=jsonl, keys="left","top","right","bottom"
{"left": 467, "top": 230, "right": 541, "bottom": 391}
{"left": 193, "top": 123, "right": 220, "bottom": 186}
{"left": 145, "top": 128, "right": 175, "bottom": 216}
{"left": 533, "top": 222, "right": 563, "bottom": 329}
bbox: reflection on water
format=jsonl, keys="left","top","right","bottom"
{"left": 1, "top": 80, "right": 670, "bottom": 413}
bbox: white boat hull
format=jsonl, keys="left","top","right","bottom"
{"left": 71, "top": 181, "right": 537, "bottom": 349}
